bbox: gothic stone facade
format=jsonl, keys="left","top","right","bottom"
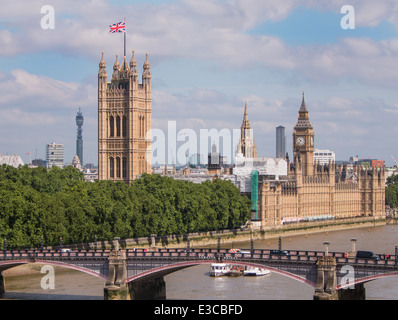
{"left": 259, "top": 94, "right": 385, "bottom": 229}
{"left": 98, "top": 51, "right": 151, "bottom": 183}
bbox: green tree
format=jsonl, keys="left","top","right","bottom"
{"left": 0, "top": 166, "right": 252, "bottom": 248}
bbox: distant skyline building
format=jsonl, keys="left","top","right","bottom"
{"left": 46, "top": 142, "right": 64, "bottom": 168}
{"left": 76, "top": 108, "right": 84, "bottom": 166}
{"left": 314, "top": 149, "right": 335, "bottom": 165}
{"left": 0, "top": 153, "right": 24, "bottom": 168}
{"left": 276, "top": 125, "right": 285, "bottom": 158}
{"left": 208, "top": 143, "right": 221, "bottom": 175}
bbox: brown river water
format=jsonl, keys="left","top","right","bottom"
{"left": 1, "top": 224, "right": 398, "bottom": 300}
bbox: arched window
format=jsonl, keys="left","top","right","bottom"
{"left": 122, "top": 116, "right": 127, "bottom": 137}
{"left": 110, "top": 157, "right": 114, "bottom": 178}
{"left": 110, "top": 116, "right": 114, "bottom": 137}
{"left": 116, "top": 116, "right": 121, "bottom": 137}
{"left": 122, "top": 157, "right": 127, "bottom": 178}
{"left": 141, "top": 115, "right": 145, "bottom": 137}
{"left": 139, "top": 115, "right": 145, "bottom": 138}
{"left": 116, "top": 157, "right": 121, "bottom": 178}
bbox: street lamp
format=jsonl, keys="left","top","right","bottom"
{"left": 350, "top": 238, "right": 357, "bottom": 254}
{"left": 323, "top": 241, "right": 330, "bottom": 256}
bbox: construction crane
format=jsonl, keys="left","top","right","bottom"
{"left": 391, "top": 155, "right": 398, "bottom": 168}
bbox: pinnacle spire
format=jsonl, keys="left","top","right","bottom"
{"left": 241, "top": 100, "right": 251, "bottom": 128}
{"left": 113, "top": 54, "right": 120, "bottom": 72}
{"left": 98, "top": 50, "right": 107, "bottom": 75}
{"left": 300, "top": 90, "right": 308, "bottom": 113}
{"left": 143, "top": 52, "right": 150, "bottom": 69}
{"left": 237, "top": 100, "right": 257, "bottom": 158}
{"left": 130, "top": 50, "right": 137, "bottom": 67}
{"left": 120, "top": 55, "right": 129, "bottom": 71}
{"left": 295, "top": 91, "right": 312, "bottom": 129}
{"left": 99, "top": 50, "right": 106, "bottom": 67}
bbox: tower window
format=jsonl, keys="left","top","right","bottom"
{"left": 139, "top": 115, "right": 145, "bottom": 138}
{"left": 122, "top": 157, "right": 127, "bottom": 178}
{"left": 110, "top": 157, "right": 114, "bottom": 178}
{"left": 116, "top": 116, "right": 121, "bottom": 137}
{"left": 122, "top": 116, "right": 127, "bottom": 137}
{"left": 110, "top": 116, "right": 114, "bottom": 137}
{"left": 116, "top": 157, "right": 121, "bottom": 178}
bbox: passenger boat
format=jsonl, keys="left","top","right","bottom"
{"left": 209, "top": 263, "right": 231, "bottom": 277}
{"left": 209, "top": 263, "right": 245, "bottom": 277}
{"left": 243, "top": 266, "right": 271, "bottom": 276}
{"left": 228, "top": 265, "right": 244, "bottom": 277}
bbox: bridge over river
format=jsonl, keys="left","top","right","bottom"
{"left": 1, "top": 238, "right": 398, "bottom": 300}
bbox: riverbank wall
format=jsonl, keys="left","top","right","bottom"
{"left": 69, "top": 216, "right": 387, "bottom": 250}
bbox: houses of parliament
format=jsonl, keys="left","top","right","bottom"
{"left": 98, "top": 51, "right": 385, "bottom": 230}
{"left": 259, "top": 94, "right": 385, "bottom": 229}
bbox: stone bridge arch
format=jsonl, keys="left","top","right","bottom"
{"left": 0, "top": 259, "right": 108, "bottom": 297}
{"left": 0, "top": 260, "right": 107, "bottom": 286}
{"left": 127, "top": 260, "right": 315, "bottom": 286}
{"left": 125, "top": 259, "right": 316, "bottom": 300}
{"left": 336, "top": 269, "right": 398, "bottom": 290}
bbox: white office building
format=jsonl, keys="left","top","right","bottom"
{"left": 46, "top": 142, "right": 64, "bottom": 168}
{"left": 314, "top": 149, "right": 335, "bottom": 166}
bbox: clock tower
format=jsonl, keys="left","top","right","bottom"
{"left": 293, "top": 92, "right": 314, "bottom": 176}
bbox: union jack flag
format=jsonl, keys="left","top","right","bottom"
{"left": 109, "top": 20, "right": 125, "bottom": 33}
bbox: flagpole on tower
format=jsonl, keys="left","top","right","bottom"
{"left": 124, "top": 16, "right": 126, "bottom": 57}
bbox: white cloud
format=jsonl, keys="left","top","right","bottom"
{"left": 0, "top": 69, "right": 95, "bottom": 110}
{"left": 0, "top": 68, "right": 97, "bottom": 163}
{"left": 1, "top": 0, "right": 397, "bottom": 88}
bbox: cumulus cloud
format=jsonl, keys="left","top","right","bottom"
{"left": 0, "top": 68, "right": 97, "bottom": 162}
{"left": 1, "top": 0, "right": 397, "bottom": 87}
{"left": 0, "top": 69, "right": 95, "bottom": 110}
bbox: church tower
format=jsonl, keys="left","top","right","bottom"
{"left": 293, "top": 92, "right": 314, "bottom": 176}
{"left": 236, "top": 101, "right": 257, "bottom": 158}
{"left": 98, "top": 50, "right": 151, "bottom": 183}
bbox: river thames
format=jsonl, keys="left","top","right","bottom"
{"left": 2, "top": 224, "right": 398, "bottom": 300}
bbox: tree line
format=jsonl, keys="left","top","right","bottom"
{"left": 0, "top": 165, "right": 251, "bottom": 249}
{"left": 386, "top": 174, "right": 398, "bottom": 208}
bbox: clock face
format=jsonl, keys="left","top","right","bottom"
{"left": 296, "top": 136, "right": 305, "bottom": 146}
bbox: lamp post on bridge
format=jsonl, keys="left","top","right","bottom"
{"left": 323, "top": 241, "right": 330, "bottom": 256}
{"left": 350, "top": 238, "right": 357, "bottom": 254}
{"left": 250, "top": 231, "right": 254, "bottom": 256}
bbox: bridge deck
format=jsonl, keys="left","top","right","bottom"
{"left": 1, "top": 248, "right": 396, "bottom": 268}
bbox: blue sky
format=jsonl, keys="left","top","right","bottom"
{"left": 1, "top": 0, "right": 398, "bottom": 166}
{"left": 249, "top": 6, "right": 398, "bottom": 45}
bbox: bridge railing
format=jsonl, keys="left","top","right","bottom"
{"left": 335, "top": 256, "right": 398, "bottom": 267}
{"left": 124, "top": 248, "right": 333, "bottom": 263}
{"left": 124, "top": 248, "right": 398, "bottom": 267}
{"left": 1, "top": 248, "right": 397, "bottom": 267}
{"left": 0, "top": 250, "right": 110, "bottom": 260}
